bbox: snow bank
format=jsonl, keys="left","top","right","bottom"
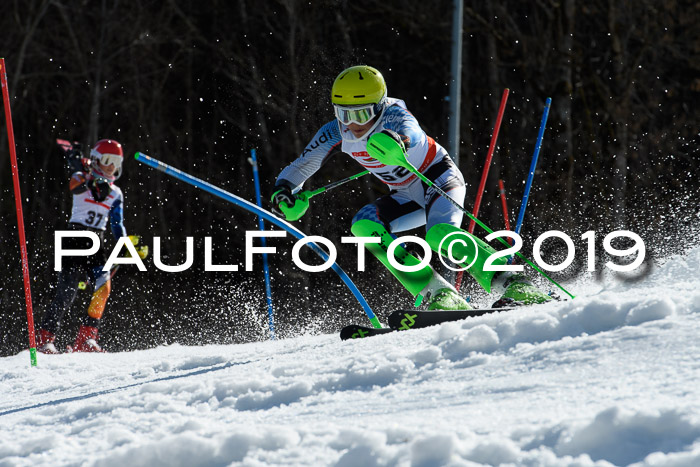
{"left": 423, "top": 243, "right": 700, "bottom": 365}
{"left": 1, "top": 247, "right": 699, "bottom": 466}
{"left": 554, "top": 407, "right": 700, "bottom": 465}
{"left": 93, "top": 427, "right": 301, "bottom": 467}
{"left": 427, "top": 292, "right": 680, "bottom": 364}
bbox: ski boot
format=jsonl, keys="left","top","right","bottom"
{"left": 67, "top": 325, "right": 104, "bottom": 353}
{"left": 419, "top": 272, "right": 472, "bottom": 311}
{"left": 491, "top": 272, "right": 552, "bottom": 308}
{"left": 426, "top": 288, "right": 472, "bottom": 310}
{"left": 37, "top": 328, "right": 59, "bottom": 354}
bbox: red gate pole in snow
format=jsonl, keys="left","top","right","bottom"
{"left": 498, "top": 178, "right": 514, "bottom": 246}
{"left": 498, "top": 178, "right": 512, "bottom": 231}
{"left": 455, "top": 88, "right": 509, "bottom": 292}
{"left": 1, "top": 58, "right": 37, "bottom": 367}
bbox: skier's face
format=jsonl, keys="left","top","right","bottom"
{"left": 348, "top": 118, "right": 376, "bottom": 138}
{"left": 97, "top": 160, "right": 117, "bottom": 176}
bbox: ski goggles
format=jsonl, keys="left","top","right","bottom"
{"left": 333, "top": 103, "right": 380, "bottom": 125}
{"left": 96, "top": 153, "right": 123, "bottom": 168}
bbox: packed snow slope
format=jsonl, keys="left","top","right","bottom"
{"left": 2, "top": 246, "right": 700, "bottom": 467}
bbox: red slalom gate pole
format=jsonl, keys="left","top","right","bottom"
{"left": 498, "top": 178, "right": 514, "bottom": 246}
{"left": 468, "top": 88, "right": 510, "bottom": 233}
{"left": 498, "top": 179, "right": 511, "bottom": 231}
{"left": 456, "top": 88, "right": 509, "bottom": 292}
{"left": 1, "top": 58, "right": 37, "bottom": 366}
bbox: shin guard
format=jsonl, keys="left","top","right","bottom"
{"left": 351, "top": 219, "right": 433, "bottom": 297}
{"left": 87, "top": 279, "right": 111, "bottom": 319}
{"left": 425, "top": 223, "right": 507, "bottom": 293}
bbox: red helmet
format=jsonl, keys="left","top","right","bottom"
{"left": 90, "top": 139, "right": 123, "bottom": 179}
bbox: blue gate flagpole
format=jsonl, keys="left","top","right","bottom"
{"left": 508, "top": 97, "right": 551, "bottom": 265}
{"left": 514, "top": 97, "right": 551, "bottom": 236}
{"left": 248, "top": 149, "right": 275, "bottom": 340}
{"left": 134, "top": 152, "right": 382, "bottom": 329}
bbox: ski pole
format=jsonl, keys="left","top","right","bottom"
{"left": 366, "top": 132, "right": 575, "bottom": 300}
{"left": 2, "top": 58, "right": 37, "bottom": 367}
{"left": 248, "top": 149, "right": 276, "bottom": 340}
{"left": 456, "top": 88, "right": 509, "bottom": 292}
{"left": 299, "top": 170, "right": 370, "bottom": 201}
{"left": 273, "top": 170, "right": 369, "bottom": 222}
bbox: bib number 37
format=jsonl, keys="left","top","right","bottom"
{"left": 85, "top": 210, "right": 104, "bottom": 226}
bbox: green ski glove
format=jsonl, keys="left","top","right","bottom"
{"left": 271, "top": 186, "right": 310, "bottom": 221}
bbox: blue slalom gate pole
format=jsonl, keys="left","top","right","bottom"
{"left": 248, "top": 149, "right": 275, "bottom": 339}
{"left": 135, "top": 152, "right": 382, "bottom": 329}
{"left": 514, "top": 97, "right": 551, "bottom": 236}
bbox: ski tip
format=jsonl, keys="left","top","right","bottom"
{"left": 340, "top": 324, "right": 393, "bottom": 340}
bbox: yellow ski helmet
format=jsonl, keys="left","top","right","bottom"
{"left": 331, "top": 65, "right": 387, "bottom": 106}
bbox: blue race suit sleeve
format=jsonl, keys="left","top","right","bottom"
{"left": 382, "top": 103, "right": 425, "bottom": 149}
{"left": 276, "top": 120, "right": 342, "bottom": 191}
{"left": 109, "top": 197, "right": 127, "bottom": 239}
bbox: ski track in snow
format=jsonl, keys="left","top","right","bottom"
{"left": 2, "top": 247, "right": 700, "bottom": 466}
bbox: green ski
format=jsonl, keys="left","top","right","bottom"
{"left": 388, "top": 308, "right": 512, "bottom": 330}
{"left": 340, "top": 324, "right": 394, "bottom": 340}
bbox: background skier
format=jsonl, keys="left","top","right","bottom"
{"left": 36, "top": 139, "right": 146, "bottom": 353}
